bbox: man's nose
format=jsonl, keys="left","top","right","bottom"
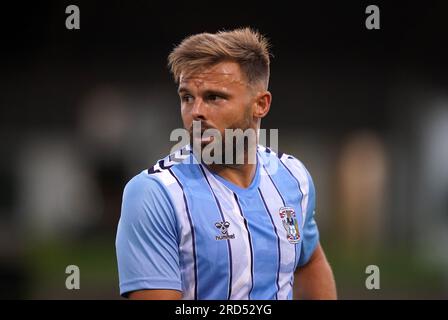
{"left": 191, "top": 98, "right": 207, "bottom": 121}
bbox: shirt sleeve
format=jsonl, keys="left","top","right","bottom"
{"left": 297, "top": 164, "right": 320, "bottom": 267}
{"left": 115, "top": 172, "right": 181, "bottom": 297}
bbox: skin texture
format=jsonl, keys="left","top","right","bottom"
{"left": 128, "top": 61, "right": 336, "bottom": 300}
{"left": 293, "top": 243, "right": 337, "bottom": 300}
{"left": 128, "top": 289, "right": 182, "bottom": 300}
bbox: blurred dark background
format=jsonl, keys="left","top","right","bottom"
{"left": 1, "top": 0, "right": 447, "bottom": 299}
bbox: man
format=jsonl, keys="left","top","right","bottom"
{"left": 115, "top": 28, "right": 337, "bottom": 300}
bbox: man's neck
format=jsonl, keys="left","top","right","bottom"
{"left": 204, "top": 147, "right": 258, "bottom": 189}
{"left": 207, "top": 162, "right": 257, "bottom": 189}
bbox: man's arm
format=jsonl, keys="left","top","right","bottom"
{"left": 128, "top": 289, "right": 182, "bottom": 300}
{"left": 116, "top": 174, "right": 182, "bottom": 298}
{"left": 293, "top": 243, "right": 337, "bottom": 300}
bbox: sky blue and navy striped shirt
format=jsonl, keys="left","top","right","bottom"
{"left": 116, "top": 145, "right": 319, "bottom": 299}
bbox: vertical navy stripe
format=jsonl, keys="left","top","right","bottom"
{"left": 168, "top": 168, "right": 198, "bottom": 300}
{"left": 233, "top": 192, "right": 254, "bottom": 300}
{"left": 198, "top": 165, "right": 233, "bottom": 300}
{"left": 258, "top": 187, "right": 281, "bottom": 300}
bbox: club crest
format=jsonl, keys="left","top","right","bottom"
{"left": 279, "top": 207, "right": 300, "bottom": 244}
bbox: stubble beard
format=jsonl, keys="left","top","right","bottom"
{"left": 188, "top": 110, "right": 257, "bottom": 167}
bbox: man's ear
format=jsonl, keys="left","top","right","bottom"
{"left": 253, "top": 91, "right": 272, "bottom": 119}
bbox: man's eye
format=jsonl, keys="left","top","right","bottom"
{"left": 181, "top": 95, "right": 193, "bottom": 103}
{"left": 208, "top": 95, "right": 223, "bottom": 102}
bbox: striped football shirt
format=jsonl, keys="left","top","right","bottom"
{"left": 116, "top": 144, "right": 319, "bottom": 299}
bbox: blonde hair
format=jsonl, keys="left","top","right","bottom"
{"left": 168, "top": 27, "right": 271, "bottom": 89}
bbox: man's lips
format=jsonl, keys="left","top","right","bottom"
{"left": 198, "top": 135, "right": 214, "bottom": 143}
{"left": 189, "top": 125, "right": 218, "bottom": 144}
{"left": 194, "top": 130, "right": 215, "bottom": 143}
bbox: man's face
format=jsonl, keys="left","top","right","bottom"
{"left": 177, "top": 61, "right": 256, "bottom": 150}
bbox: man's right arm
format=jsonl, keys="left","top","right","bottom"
{"left": 128, "top": 289, "right": 182, "bottom": 300}
{"left": 115, "top": 172, "right": 182, "bottom": 299}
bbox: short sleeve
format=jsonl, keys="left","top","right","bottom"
{"left": 297, "top": 166, "right": 320, "bottom": 267}
{"left": 115, "top": 172, "right": 181, "bottom": 297}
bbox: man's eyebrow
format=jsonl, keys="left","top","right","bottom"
{"left": 202, "top": 89, "right": 230, "bottom": 97}
{"left": 177, "top": 87, "right": 231, "bottom": 97}
{"left": 177, "top": 86, "right": 189, "bottom": 94}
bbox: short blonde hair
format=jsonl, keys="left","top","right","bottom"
{"left": 168, "top": 27, "right": 271, "bottom": 89}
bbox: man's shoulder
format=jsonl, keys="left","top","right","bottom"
{"left": 123, "top": 170, "right": 167, "bottom": 201}
{"left": 120, "top": 168, "right": 179, "bottom": 231}
{"left": 257, "top": 145, "right": 311, "bottom": 177}
{"left": 258, "top": 146, "right": 316, "bottom": 208}
{"left": 125, "top": 145, "right": 194, "bottom": 194}
{"left": 147, "top": 144, "right": 194, "bottom": 175}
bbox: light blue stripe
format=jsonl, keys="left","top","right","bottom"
{"left": 236, "top": 189, "right": 280, "bottom": 299}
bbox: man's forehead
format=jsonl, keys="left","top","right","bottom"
{"left": 179, "top": 63, "right": 247, "bottom": 88}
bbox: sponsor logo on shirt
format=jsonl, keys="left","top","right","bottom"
{"left": 214, "top": 221, "right": 235, "bottom": 240}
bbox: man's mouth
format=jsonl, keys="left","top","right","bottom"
{"left": 194, "top": 129, "right": 215, "bottom": 144}
{"left": 198, "top": 135, "right": 214, "bottom": 144}
{"left": 190, "top": 122, "right": 217, "bottom": 145}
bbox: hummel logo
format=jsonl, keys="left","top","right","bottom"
{"left": 214, "top": 221, "right": 235, "bottom": 240}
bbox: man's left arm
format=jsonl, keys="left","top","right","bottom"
{"left": 293, "top": 243, "right": 337, "bottom": 300}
